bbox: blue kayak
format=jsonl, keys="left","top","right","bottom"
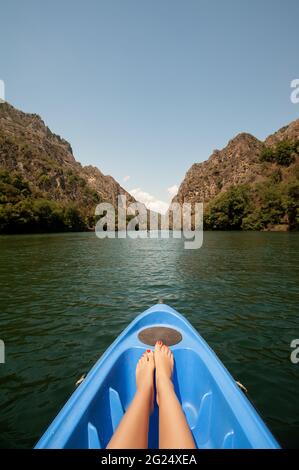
{"left": 35, "top": 304, "right": 279, "bottom": 449}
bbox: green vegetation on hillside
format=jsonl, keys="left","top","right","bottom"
{"left": 259, "top": 140, "right": 299, "bottom": 166}
{"left": 1, "top": 165, "right": 298, "bottom": 233}
{"left": 204, "top": 139, "right": 299, "bottom": 231}
{"left": 0, "top": 169, "right": 90, "bottom": 233}
{"left": 1, "top": 129, "right": 299, "bottom": 233}
{"left": 204, "top": 185, "right": 250, "bottom": 230}
{"left": 204, "top": 175, "right": 299, "bottom": 231}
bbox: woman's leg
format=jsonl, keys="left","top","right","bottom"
{"left": 107, "top": 349, "right": 154, "bottom": 449}
{"left": 155, "top": 341, "right": 196, "bottom": 449}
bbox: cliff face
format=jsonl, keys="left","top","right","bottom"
{"left": 1, "top": 101, "right": 298, "bottom": 233}
{"left": 0, "top": 102, "right": 135, "bottom": 210}
{"left": 173, "top": 120, "right": 299, "bottom": 207}
{"left": 264, "top": 119, "right": 299, "bottom": 147}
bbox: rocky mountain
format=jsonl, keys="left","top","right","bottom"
{"left": 1, "top": 101, "right": 298, "bottom": 233}
{"left": 173, "top": 121, "right": 299, "bottom": 206}
{"left": 0, "top": 102, "right": 135, "bottom": 208}
{"left": 173, "top": 133, "right": 265, "bottom": 205}
{"left": 172, "top": 120, "right": 299, "bottom": 230}
{"left": 264, "top": 119, "right": 299, "bottom": 147}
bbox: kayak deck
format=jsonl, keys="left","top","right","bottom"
{"left": 35, "top": 304, "right": 279, "bottom": 449}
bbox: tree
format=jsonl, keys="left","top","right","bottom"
{"left": 63, "top": 205, "right": 86, "bottom": 231}
{"left": 260, "top": 140, "right": 298, "bottom": 166}
{"left": 204, "top": 186, "right": 250, "bottom": 230}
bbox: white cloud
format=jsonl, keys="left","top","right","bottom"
{"left": 167, "top": 184, "right": 178, "bottom": 198}
{"left": 129, "top": 188, "right": 169, "bottom": 215}
{"left": 123, "top": 175, "right": 130, "bottom": 183}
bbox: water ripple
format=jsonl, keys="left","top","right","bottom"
{"left": 0, "top": 232, "right": 298, "bottom": 448}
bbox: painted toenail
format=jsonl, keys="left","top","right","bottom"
{"left": 146, "top": 349, "right": 151, "bottom": 352}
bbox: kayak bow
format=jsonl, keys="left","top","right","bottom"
{"left": 35, "top": 304, "right": 279, "bottom": 449}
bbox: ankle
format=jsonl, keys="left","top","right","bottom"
{"left": 136, "top": 381, "right": 154, "bottom": 397}
{"left": 156, "top": 374, "right": 173, "bottom": 395}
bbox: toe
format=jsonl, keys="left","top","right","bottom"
{"left": 146, "top": 349, "right": 154, "bottom": 364}
{"left": 145, "top": 349, "right": 152, "bottom": 361}
{"left": 155, "top": 340, "right": 163, "bottom": 352}
{"left": 139, "top": 353, "right": 146, "bottom": 365}
{"left": 136, "top": 358, "right": 142, "bottom": 370}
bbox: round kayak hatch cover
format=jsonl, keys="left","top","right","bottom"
{"left": 138, "top": 326, "right": 182, "bottom": 346}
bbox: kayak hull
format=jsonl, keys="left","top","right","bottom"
{"left": 35, "top": 304, "right": 279, "bottom": 449}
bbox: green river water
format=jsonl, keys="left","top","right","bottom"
{"left": 0, "top": 232, "right": 298, "bottom": 448}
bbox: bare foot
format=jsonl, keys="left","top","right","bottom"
{"left": 154, "top": 341, "right": 174, "bottom": 405}
{"left": 136, "top": 349, "right": 155, "bottom": 411}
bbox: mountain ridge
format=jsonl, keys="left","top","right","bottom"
{"left": 172, "top": 120, "right": 299, "bottom": 230}
{"left": 0, "top": 102, "right": 136, "bottom": 208}
{"left": 0, "top": 102, "right": 144, "bottom": 233}
{"left": 0, "top": 101, "right": 298, "bottom": 233}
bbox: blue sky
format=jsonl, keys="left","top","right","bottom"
{"left": 1, "top": 0, "right": 299, "bottom": 212}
